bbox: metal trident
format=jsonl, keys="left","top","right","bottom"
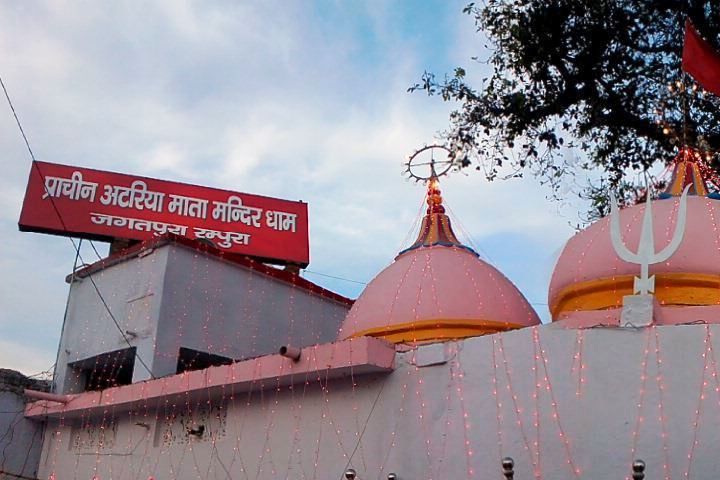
{"left": 610, "top": 184, "right": 691, "bottom": 295}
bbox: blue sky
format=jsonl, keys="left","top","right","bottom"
{"left": 0, "top": 1, "right": 579, "bottom": 375}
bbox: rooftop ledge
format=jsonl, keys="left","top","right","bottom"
{"left": 25, "top": 336, "right": 395, "bottom": 420}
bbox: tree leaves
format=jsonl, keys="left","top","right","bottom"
{"left": 415, "top": 0, "right": 720, "bottom": 222}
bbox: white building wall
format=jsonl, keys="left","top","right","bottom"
{"left": 54, "top": 246, "right": 170, "bottom": 393}
{"left": 55, "top": 242, "right": 350, "bottom": 393}
{"left": 0, "top": 371, "right": 46, "bottom": 480}
{"left": 151, "top": 244, "right": 350, "bottom": 378}
{"left": 37, "top": 323, "right": 720, "bottom": 480}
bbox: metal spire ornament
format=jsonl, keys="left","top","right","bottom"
{"left": 403, "top": 144, "right": 454, "bottom": 183}
{"left": 397, "top": 144, "right": 478, "bottom": 257}
{"left": 656, "top": 75, "right": 720, "bottom": 191}
{"left": 610, "top": 184, "right": 691, "bottom": 295}
{"left": 609, "top": 183, "right": 691, "bottom": 325}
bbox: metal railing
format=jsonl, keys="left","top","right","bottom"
{"left": 341, "top": 458, "right": 648, "bottom": 480}
{"left": 501, "top": 457, "right": 647, "bottom": 480}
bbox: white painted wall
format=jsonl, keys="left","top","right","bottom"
{"left": 37, "top": 323, "right": 720, "bottom": 480}
{"left": 54, "top": 246, "right": 170, "bottom": 393}
{"left": 0, "top": 381, "right": 45, "bottom": 479}
{"left": 55, "top": 241, "right": 350, "bottom": 393}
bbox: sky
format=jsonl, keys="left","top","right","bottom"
{"left": 0, "top": 1, "right": 581, "bottom": 376}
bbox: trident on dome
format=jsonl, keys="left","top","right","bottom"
{"left": 610, "top": 184, "right": 691, "bottom": 295}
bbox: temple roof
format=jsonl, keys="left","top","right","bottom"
{"left": 397, "top": 177, "right": 478, "bottom": 257}
{"left": 550, "top": 148, "right": 720, "bottom": 326}
{"left": 660, "top": 147, "right": 713, "bottom": 198}
{"left": 339, "top": 177, "right": 539, "bottom": 344}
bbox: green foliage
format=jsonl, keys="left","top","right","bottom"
{"left": 411, "top": 0, "right": 720, "bottom": 221}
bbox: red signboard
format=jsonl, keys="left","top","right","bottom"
{"left": 18, "top": 161, "right": 309, "bottom": 266}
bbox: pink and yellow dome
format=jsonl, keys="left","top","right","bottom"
{"left": 549, "top": 149, "right": 720, "bottom": 325}
{"left": 339, "top": 179, "right": 540, "bottom": 343}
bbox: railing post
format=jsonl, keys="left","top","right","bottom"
{"left": 501, "top": 457, "right": 514, "bottom": 480}
{"left": 632, "top": 460, "right": 646, "bottom": 480}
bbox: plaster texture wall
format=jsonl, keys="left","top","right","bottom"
{"left": 36, "top": 323, "right": 720, "bottom": 480}
{"left": 55, "top": 243, "right": 350, "bottom": 393}
{"left": 55, "top": 247, "right": 170, "bottom": 393}
{"left": 151, "top": 244, "right": 350, "bottom": 378}
{"left": 0, "top": 370, "right": 47, "bottom": 480}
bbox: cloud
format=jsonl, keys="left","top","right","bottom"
{"left": 0, "top": 339, "right": 56, "bottom": 377}
{"left": 0, "top": 0, "right": 578, "bottom": 372}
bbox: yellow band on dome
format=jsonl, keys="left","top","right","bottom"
{"left": 348, "top": 318, "right": 525, "bottom": 344}
{"left": 551, "top": 272, "right": 720, "bottom": 320}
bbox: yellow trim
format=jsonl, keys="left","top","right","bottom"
{"left": 671, "top": 163, "right": 688, "bottom": 194}
{"left": 692, "top": 166, "right": 708, "bottom": 196}
{"left": 349, "top": 318, "right": 525, "bottom": 343}
{"left": 667, "top": 160, "right": 708, "bottom": 196}
{"left": 551, "top": 272, "right": 720, "bottom": 320}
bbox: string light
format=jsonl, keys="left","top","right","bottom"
{"left": 531, "top": 331, "right": 542, "bottom": 478}
{"left": 653, "top": 328, "right": 672, "bottom": 480}
{"left": 629, "top": 329, "right": 653, "bottom": 477}
{"left": 683, "top": 325, "right": 712, "bottom": 479}
{"left": 454, "top": 343, "right": 475, "bottom": 478}
{"left": 491, "top": 336, "right": 505, "bottom": 463}
{"left": 533, "top": 327, "right": 581, "bottom": 478}
{"left": 570, "top": 330, "right": 586, "bottom": 398}
{"left": 26, "top": 141, "right": 720, "bottom": 480}
{"left": 378, "top": 368, "right": 410, "bottom": 477}
{"left": 497, "top": 332, "right": 538, "bottom": 477}
{"left": 411, "top": 353, "right": 435, "bottom": 476}
{"left": 32, "top": 321, "right": 720, "bottom": 479}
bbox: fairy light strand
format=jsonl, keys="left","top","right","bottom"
{"left": 534, "top": 327, "right": 581, "bottom": 478}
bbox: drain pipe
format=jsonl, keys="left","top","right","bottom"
{"left": 24, "top": 389, "right": 70, "bottom": 404}
{"left": 279, "top": 345, "right": 301, "bottom": 361}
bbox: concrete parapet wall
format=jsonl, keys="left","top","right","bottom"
{"left": 34, "top": 323, "right": 720, "bottom": 479}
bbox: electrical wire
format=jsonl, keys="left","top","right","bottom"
{"left": 302, "top": 270, "right": 367, "bottom": 286}
{"left": 0, "top": 73, "right": 155, "bottom": 380}
{"left": 339, "top": 375, "right": 388, "bottom": 479}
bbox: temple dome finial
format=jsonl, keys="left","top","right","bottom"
{"left": 397, "top": 175, "right": 476, "bottom": 257}
{"left": 338, "top": 152, "right": 540, "bottom": 344}
{"left": 660, "top": 147, "right": 712, "bottom": 198}
{"left": 427, "top": 176, "right": 444, "bottom": 214}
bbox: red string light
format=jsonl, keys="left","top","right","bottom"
{"left": 531, "top": 332, "right": 542, "bottom": 478}
{"left": 533, "top": 327, "right": 581, "bottom": 478}
{"left": 491, "top": 336, "right": 506, "bottom": 463}
{"left": 496, "top": 332, "right": 538, "bottom": 477}
{"left": 569, "top": 330, "right": 586, "bottom": 398}
{"left": 683, "top": 325, "right": 711, "bottom": 479}
{"left": 454, "top": 344, "right": 475, "bottom": 478}
{"left": 378, "top": 371, "right": 410, "bottom": 477}
{"left": 653, "top": 327, "right": 672, "bottom": 480}
{"left": 629, "top": 328, "right": 653, "bottom": 478}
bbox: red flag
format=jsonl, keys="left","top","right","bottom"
{"left": 682, "top": 19, "right": 720, "bottom": 96}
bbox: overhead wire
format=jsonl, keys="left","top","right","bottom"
{"left": 397, "top": 196, "right": 427, "bottom": 252}
{"left": 302, "top": 270, "right": 367, "bottom": 286}
{"left": 339, "top": 375, "right": 388, "bottom": 478}
{"left": 0, "top": 73, "right": 155, "bottom": 380}
{"left": 443, "top": 201, "right": 496, "bottom": 264}
{"left": 301, "top": 197, "right": 429, "bottom": 290}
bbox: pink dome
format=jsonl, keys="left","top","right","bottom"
{"left": 549, "top": 195, "right": 720, "bottom": 324}
{"left": 339, "top": 245, "right": 540, "bottom": 343}
{"left": 340, "top": 176, "right": 540, "bottom": 343}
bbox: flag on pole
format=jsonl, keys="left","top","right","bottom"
{"left": 682, "top": 19, "right": 720, "bottom": 96}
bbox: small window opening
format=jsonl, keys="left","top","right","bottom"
{"left": 176, "top": 347, "right": 233, "bottom": 374}
{"left": 69, "top": 347, "right": 136, "bottom": 392}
